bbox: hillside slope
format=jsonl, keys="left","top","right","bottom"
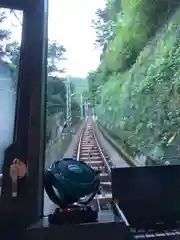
{"left": 88, "top": 1, "right": 180, "bottom": 164}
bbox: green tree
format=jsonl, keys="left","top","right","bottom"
{"left": 47, "top": 77, "right": 67, "bottom": 115}
{"left": 91, "top": 6, "right": 115, "bottom": 53}
{"left": 47, "top": 41, "right": 67, "bottom": 117}
{"left": 5, "top": 40, "right": 67, "bottom": 88}
{"left": 48, "top": 41, "right": 66, "bottom": 74}
{"left": 6, "top": 41, "right": 20, "bottom": 87}
{"left": 0, "top": 11, "right": 11, "bottom": 58}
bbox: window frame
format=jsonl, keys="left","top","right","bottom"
{"left": 0, "top": 0, "right": 48, "bottom": 235}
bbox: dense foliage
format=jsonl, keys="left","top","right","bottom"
{"left": 88, "top": 0, "right": 180, "bottom": 164}
{"left": 0, "top": 10, "right": 11, "bottom": 58}
{"left": 47, "top": 76, "right": 80, "bottom": 122}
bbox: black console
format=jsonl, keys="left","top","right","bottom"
{"left": 111, "top": 165, "right": 180, "bottom": 239}
{"left": 26, "top": 165, "right": 180, "bottom": 239}
{"left": 26, "top": 216, "right": 132, "bottom": 240}
{"left": 48, "top": 205, "right": 98, "bottom": 225}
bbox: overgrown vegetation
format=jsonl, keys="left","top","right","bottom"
{"left": 88, "top": 0, "right": 180, "bottom": 164}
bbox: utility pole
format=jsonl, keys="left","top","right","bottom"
{"left": 84, "top": 101, "right": 87, "bottom": 119}
{"left": 80, "top": 94, "right": 83, "bottom": 120}
{"left": 66, "top": 76, "right": 72, "bottom": 134}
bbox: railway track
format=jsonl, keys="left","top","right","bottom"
{"left": 73, "top": 116, "right": 121, "bottom": 221}
{"left": 44, "top": 116, "right": 124, "bottom": 219}
{"left": 44, "top": 115, "right": 180, "bottom": 238}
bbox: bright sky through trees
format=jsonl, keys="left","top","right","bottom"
{"left": 3, "top": 0, "right": 105, "bottom": 78}
{"left": 49, "top": 0, "right": 105, "bottom": 77}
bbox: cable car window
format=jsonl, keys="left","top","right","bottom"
{"left": 0, "top": 9, "right": 22, "bottom": 174}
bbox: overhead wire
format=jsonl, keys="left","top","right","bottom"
{"left": 10, "top": 9, "right": 22, "bottom": 26}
